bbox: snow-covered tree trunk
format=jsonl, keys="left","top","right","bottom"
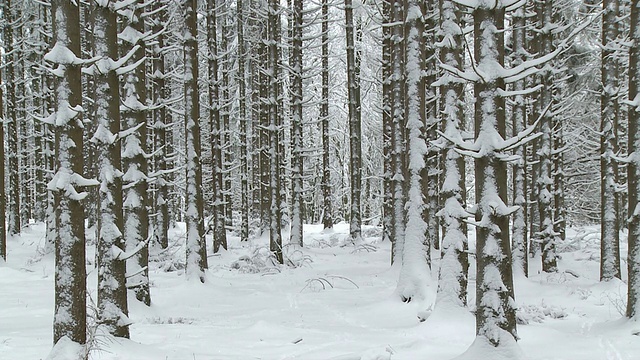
{"left": 321, "top": 0, "right": 333, "bottom": 230}
{"left": 183, "top": 0, "right": 208, "bottom": 282}
{"left": 90, "top": 0, "right": 130, "bottom": 338}
{"left": 268, "top": 0, "right": 284, "bottom": 263}
{"left": 436, "top": 0, "right": 468, "bottom": 308}
{"left": 208, "top": 0, "right": 228, "bottom": 253}
{"left": 120, "top": 1, "right": 151, "bottom": 306}
{"left": 396, "top": 0, "right": 435, "bottom": 304}
{"left": 537, "top": 0, "right": 559, "bottom": 273}
{"left": 510, "top": 5, "right": 528, "bottom": 277}
{"left": 382, "top": 0, "right": 393, "bottom": 257}
{"left": 238, "top": 0, "right": 250, "bottom": 242}
{"left": 0, "top": 53, "right": 5, "bottom": 260}
{"left": 423, "top": 0, "right": 439, "bottom": 261}
{"left": 151, "top": 0, "right": 169, "bottom": 249}
{"left": 345, "top": 0, "right": 362, "bottom": 243}
{"left": 219, "top": 5, "right": 233, "bottom": 228}
{"left": 467, "top": 3, "right": 519, "bottom": 351}
{"left": 601, "top": 0, "right": 622, "bottom": 281}
{"left": 627, "top": 0, "right": 640, "bottom": 320}
{"left": 289, "top": 0, "right": 304, "bottom": 247}
{"left": 4, "top": 0, "right": 20, "bottom": 237}
{"left": 47, "top": 0, "right": 87, "bottom": 345}
{"left": 389, "top": 0, "right": 405, "bottom": 264}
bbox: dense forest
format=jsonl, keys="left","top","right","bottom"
{"left": 1, "top": 0, "right": 640, "bottom": 359}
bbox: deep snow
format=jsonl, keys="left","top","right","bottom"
{"left": 1, "top": 222, "right": 639, "bottom": 359}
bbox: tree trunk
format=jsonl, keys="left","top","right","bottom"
{"left": 472, "top": 4, "right": 518, "bottom": 347}
{"left": 238, "top": 0, "right": 250, "bottom": 242}
{"left": 47, "top": 0, "right": 87, "bottom": 345}
{"left": 289, "top": 0, "right": 304, "bottom": 247}
{"left": 120, "top": 2, "right": 151, "bottom": 306}
{"left": 345, "top": 0, "right": 362, "bottom": 243}
{"left": 627, "top": 0, "right": 640, "bottom": 319}
{"left": 183, "top": 0, "right": 208, "bottom": 282}
{"left": 91, "top": 0, "right": 130, "bottom": 337}
{"left": 268, "top": 0, "right": 284, "bottom": 263}
{"left": 321, "top": 0, "right": 333, "bottom": 230}
{"left": 511, "top": 5, "right": 528, "bottom": 277}
{"left": 601, "top": 0, "right": 622, "bottom": 281}
{"left": 5, "top": 0, "right": 20, "bottom": 236}
{"left": 437, "top": 0, "right": 468, "bottom": 308}
{"left": 208, "top": 0, "right": 229, "bottom": 253}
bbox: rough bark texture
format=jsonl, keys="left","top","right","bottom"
{"left": 208, "top": 0, "right": 228, "bottom": 253}
{"left": 5, "top": 0, "right": 20, "bottom": 237}
{"left": 345, "top": 0, "right": 362, "bottom": 244}
{"left": 511, "top": 6, "right": 528, "bottom": 277}
{"left": 91, "top": 0, "right": 130, "bottom": 337}
{"left": 238, "top": 0, "right": 250, "bottom": 242}
{"left": 437, "top": 0, "right": 468, "bottom": 307}
{"left": 289, "top": 0, "right": 304, "bottom": 247}
{"left": 601, "top": 0, "right": 622, "bottom": 281}
{"left": 321, "top": 0, "right": 333, "bottom": 230}
{"left": 538, "top": 0, "right": 559, "bottom": 273}
{"left": 121, "top": 3, "right": 150, "bottom": 306}
{"left": 268, "top": 0, "right": 284, "bottom": 263}
{"left": 48, "top": 0, "right": 87, "bottom": 345}
{"left": 473, "top": 5, "right": 518, "bottom": 346}
{"left": 151, "top": 0, "right": 169, "bottom": 249}
{"left": 0, "top": 51, "right": 5, "bottom": 261}
{"left": 382, "top": 0, "right": 393, "bottom": 261}
{"left": 183, "top": 0, "right": 208, "bottom": 282}
{"left": 627, "top": 0, "right": 640, "bottom": 319}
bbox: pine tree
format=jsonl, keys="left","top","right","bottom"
{"left": 626, "top": 0, "right": 640, "bottom": 320}
{"left": 345, "top": 0, "right": 362, "bottom": 243}
{"left": 46, "top": 0, "right": 87, "bottom": 345}
{"left": 289, "top": 0, "right": 304, "bottom": 247}
{"left": 436, "top": 0, "right": 468, "bottom": 308}
{"left": 120, "top": 0, "right": 151, "bottom": 306}
{"left": 89, "top": 0, "right": 130, "bottom": 338}
{"left": 0, "top": 48, "right": 5, "bottom": 261}
{"left": 237, "top": 0, "right": 250, "bottom": 242}
{"left": 208, "top": 0, "right": 228, "bottom": 253}
{"left": 601, "top": 0, "right": 622, "bottom": 281}
{"left": 183, "top": 0, "right": 208, "bottom": 282}
{"left": 320, "top": 0, "right": 333, "bottom": 230}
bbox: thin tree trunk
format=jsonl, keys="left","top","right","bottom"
{"left": 238, "top": 0, "right": 250, "bottom": 242}
{"left": 5, "top": 0, "right": 20, "bottom": 236}
{"left": 345, "top": 0, "right": 362, "bottom": 243}
{"left": 321, "top": 0, "right": 333, "bottom": 230}
{"left": 627, "top": 0, "right": 640, "bottom": 319}
{"left": 289, "top": 0, "right": 304, "bottom": 247}
{"left": 601, "top": 0, "right": 622, "bottom": 281}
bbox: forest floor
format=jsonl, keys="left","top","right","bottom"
{"left": 1, "top": 222, "right": 639, "bottom": 359}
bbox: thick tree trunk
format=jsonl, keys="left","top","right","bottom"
{"left": 183, "top": 0, "right": 208, "bottom": 282}
{"left": 121, "top": 4, "right": 151, "bottom": 306}
{"left": 91, "top": 0, "right": 130, "bottom": 337}
{"left": 472, "top": 5, "right": 518, "bottom": 347}
{"left": 0, "top": 53, "right": 5, "bottom": 260}
{"left": 48, "top": 0, "right": 87, "bottom": 345}
{"left": 437, "top": 0, "right": 468, "bottom": 307}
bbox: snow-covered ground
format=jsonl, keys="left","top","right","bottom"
{"left": 1, "top": 222, "right": 639, "bottom": 359}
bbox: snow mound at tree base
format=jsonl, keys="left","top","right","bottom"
{"left": 46, "top": 337, "right": 86, "bottom": 360}
{"left": 453, "top": 333, "right": 526, "bottom": 360}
